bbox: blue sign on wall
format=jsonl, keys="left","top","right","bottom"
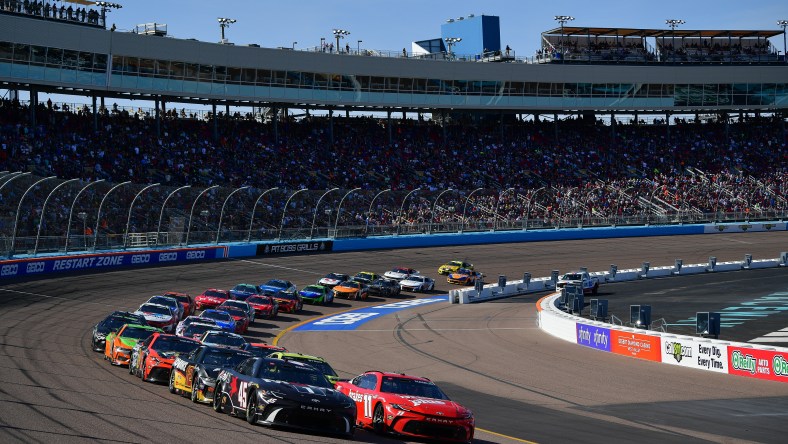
{"left": 576, "top": 323, "right": 611, "bottom": 352}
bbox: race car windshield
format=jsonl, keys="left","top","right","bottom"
{"left": 233, "top": 285, "right": 257, "bottom": 293}
{"left": 410, "top": 277, "right": 428, "bottom": 283}
{"left": 247, "top": 296, "right": 271, "bottom": 305}
{"left": 204, "top": 334, "right": 246, "bottom": 347}
{"left": 153, "top": 337, "right": 199, "bottom": 353}
{"left": 257, "top": 363, "right": 332, "bottom": 388}
{"left": 204, "top": 290, "right": 229, "bottom": 299}
{"left": 223, "top": 308, "right": 247, "bottom": 318}
{"left": 104, "top": 316, "right": 137, "bottom": 330}
{"left": 184, "top": 324, "right": 215, "bottom": 336}
{"left": 325, "top": 273, "right": 345, "bottom": 280}
{"left": 381, "top": 377, "right": 449, "bottom": 399}
{"left": 149, "top": 297, "right": 176, "bottom": 307}
{"left": 140, "top": 304, "right": 171, "bottom": 315}
{"left": 121, "top": 327, "right": 156, "bottom": 340}
{"left": 171, "top": 295, "right": 190, "bottom": 304}
{"left": 289, "top": 358, "right": 338, "bottom": 377}
{"left": 339, "top": 281, "right": 360, "bottom": 289}
{"left": 302, "top": 285, "right": 323, "bottom": 293}
{"left": 263, "top": 280, "right": 288, "bottom": 289}
{"left": 392, "top": 267, "right": 410, "bottom": 273}
{"left": 202, "top": 350, "right": 250, "bottom": 367}
{"left": 202, "top": 311, "right": 232, "bottom": 322}
{"left": 456, "top": 269, "right": 472, "bottom": 274}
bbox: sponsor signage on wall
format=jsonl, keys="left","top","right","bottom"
{"left": 727, "top": 346, "right": 788, "bottom": 382}
{"left": 661, "top": 337, "right": 727, "bottom": 373}
{"left": 256, "top": 241, "right": 333, "bottom": 256}
{"left": 704, "top": 222, "right": 786, "bottom": 234}
{"left": 576, "top": 323, "right": 611, "bottom": 352}
{"left": 610, "top": 330, "right": 661, "bottom": 362}
{"left": 0, "top": 247, "right": 226, "bottom": 279}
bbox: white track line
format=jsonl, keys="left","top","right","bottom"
{"left": 235, "top": 259, "right": 322, "bottom": 275}
{"left": 0, "top": 288, "right": 119, "bottom": 307}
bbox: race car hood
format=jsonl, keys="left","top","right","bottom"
{"left": 447, "top": 272, "right": 470, "bottom": 279}
{"left": 333, "top": 285, "right": 358, "bottom": 293}
{"left": 318, "top": 278, "right": 341, "bottom": 286}
{"left": 299, "top": 290, "right": 322, "bottom": 298}
{"left": 390, "top": 395, "right": 470, "bottom": 419}
{"left": 259, "top": 285, "right": 287, "bottom": 294}
{"left": 384, "top": 271, "right": 409, "bottom": 280}
{"left": 135, "top": 311, "right": 173, "bottom": 323}
{"left": 400, "top": 278, "right": 424, "bottom": 287}
{"left": 117, "top": 337, "right": 138, "bottom": 348}
{"left": 269, "top": 380, "right": 347, "bottom": 403}
{"left": 229, "top": 290, "right": 255, "bottom": 299}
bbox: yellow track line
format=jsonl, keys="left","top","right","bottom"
{"left": 477, "top": 427, "right": 539, "bottom": 443}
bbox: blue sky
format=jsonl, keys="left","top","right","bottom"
{"left": 110, "top": 0, "right": 787, "bottom": 55}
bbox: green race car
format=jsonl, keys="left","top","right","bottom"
{"left": 268, "top": 351, "right": 340, "bottom": 384}
{"left": 298, "top": 284, "right": 333, "bottom": 305}
{"left": 104, "top": 323, "right": 162, "bottom": 366}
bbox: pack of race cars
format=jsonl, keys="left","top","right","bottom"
{"left": 91, "top": 264, "right": 479, "bottom": 442}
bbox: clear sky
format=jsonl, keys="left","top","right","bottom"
{"left": 107, "top": 0, "right": 788, "bottom": 55}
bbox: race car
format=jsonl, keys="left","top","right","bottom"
{"left": 333, "top": 280, "right": 369, "bottom": 300}
{"left": 352, "top": 271, "right": 380, "bottom": 285}
{"left": 383, "top": 266, "right": 419, "bottom": 281}
{"left": 198, "top": 330, "right": 248, "bottom": 349}
{"left": 91, "top": 311, "right": 147, "bottom": 352}
{"left": 298, "top": 284, "right": 333, "bottom": 305}
{"left": 556, "top": 271, "right": 601, "bottom": 295}
{"left": 169, "top": 345, "right": 253, "bottom": 404}
{"left": 218, "top": 299, "right": 256, "bottom": 322}
{"left": 271, "top": 290, "right": 303, "bottom": 314}
{"left": 199, "top": 309, "right": 236, "bottom": 332}
{"left": 134, "top": 302, "right": 178, "bottom": 333}
{"left": 336, "top": 371, "right": 474, "bottom": 442}
{"left": 175, "top": 316, "right": 218, "bottom": 337}
{"left": 129, "top": 333, "right": 200, "bottom": 382}
{"left": 438, "top": 260, "right": 473, "bottom": 275}
{"left": 212, "top": 357, "right": 356, "bottom": 438}
{"left": 194, "top": 288, "right": 232, "bottom": 310}
{"left": 246, "top": 294, "right": 278, "bottom": 319}
{"left": 104, "top": 323, "right": 162, "bottom": 366}
{"left": 268, "top": 351, "right": 340, "bottom": 385}
{"left": 259, "top": 279, "right": 297, "bottom": 296}
{"left": 400, "top": 275, "right": 435, "bottom": 292}
{"left": 318, "top": 272, "right": 349, "bottom": 288}
{"left": 368, "top": 278, "right": 401, "bottom": 297}
{"left": 180, "top": 322, "right": 220, "bottom": 341}
{"left": 241, "top": 342, "right": 287, "bottom": 357}
{"left": 163, "top": 291, "right": 195, "bottom": 317}
{"left": 146, "top": 295, "right": 185, "bottom": 321}
{"left": 447, "top": 268, "right": 485, "bottom": 285}
{"left": 218, "top": 306, "right": 251, "bottom": 334}
{"left": 229, "top": 283, "right": 261, "bottom": 301}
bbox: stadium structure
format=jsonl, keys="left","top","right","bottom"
{"left": 0, "top": 7, "right": 786, "bottom": 256}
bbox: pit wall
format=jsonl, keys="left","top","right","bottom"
{"left": 533, "top": 257, "right": 788, "bottom": 384}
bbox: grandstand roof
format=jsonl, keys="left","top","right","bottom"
{"left": 543, "top": 27, "right": 783, "bottom": 39}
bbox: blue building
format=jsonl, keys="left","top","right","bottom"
{"left": 440, "top": 14, "right": 501, "bottom": 56}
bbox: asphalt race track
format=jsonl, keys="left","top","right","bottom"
{"left": 1, "top": 231, "right": 787, "bottom": 443}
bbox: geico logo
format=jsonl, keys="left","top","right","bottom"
{"left": 131, "top": 254, "right": 150, "bottom": 264}
{"left": 158, "top": 252, "right": 178, "bottom": 262}
{"left": 314, "top": 312, "right": 378, "bottom": 325}
{"left": 1, "top": 264, "right": 19, "bottom": 276}
{"left": 378, "top": 299, "right": 442, "bottom": 310}
{"left": 26, "top": 262, "right": 46, "bottom": 273}
{"left": 186, "top": 251, "right": 206, "bottom": 260}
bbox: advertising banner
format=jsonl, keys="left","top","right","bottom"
{"left": 610, "top": 330, "right": 661, "bottom": 362}
{"left": 704, "top": 222, "right": 786, "bottom": 234}
{"left": 0, "top": 247, "right": 226, "bottom": 279}
{"left": 256, "top": 241, "right": 333, "bottom": 256}
{"left": 727, "top": 346, "right": 788, "bottom": 382}
{"left": 576, "top": 323, "right": 611, "bottom": 352}
{"left": 661, "top": 337, "right": 727, "bottom": 373}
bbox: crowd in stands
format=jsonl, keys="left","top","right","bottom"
{"left": 0, "top": 98, "right": 785, "bottom": 246}
{"left": 0, "top": 0, "right": 102, "bottom": 26}
{"left": 659, "top": 39, "right": 777, "bottom": 63}
{"left": 540, "top": 38, "right": 655, "bottom": 63}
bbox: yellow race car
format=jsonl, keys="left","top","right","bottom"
{"left": 438, "top": 260, "right": 474, "bottom": 275}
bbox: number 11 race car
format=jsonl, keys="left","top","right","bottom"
{"left": 335, "top": 371, "right": 474, "bottom": 443}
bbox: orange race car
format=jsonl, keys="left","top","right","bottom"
{"left": 104, "top": 323, "right": 162, "bottom": 366}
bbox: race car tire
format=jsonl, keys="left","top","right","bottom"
{"left": 592, "top": 283, "right": 599, "bottom": 295}
{"left": 372, "top": 403, "right": 386, "bottom": 435}
{"left": 168, "top": 371, "right": 177, "bottom": 394}
{"left": 246, "top": 391, "right": 258, "bottom": 425}
{"left": 213, "top": 387, "right": 226, "bottom": 413}
{"left": 128, "top": 362, "right": 135, "bottom": 375}
{"left": 190, "top": 375, "right": 200, "bottom": 403}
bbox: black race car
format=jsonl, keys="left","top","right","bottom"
{"left": 213, "top": 357, "right": 356, "bottom": 438}
{"left": 169, "top": 345, "right": 253, "bottom": 404}
{"left": 367, "top": 278, "right": 401, "bottom": 297}
{"left": 91, "top": 311, "right": 148, "bottom": 352}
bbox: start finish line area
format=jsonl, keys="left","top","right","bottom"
{"left": 293, "top": 296, "right": 448, "bottom": 331}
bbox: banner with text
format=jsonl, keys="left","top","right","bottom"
{"left": 661, "top": 337, "right": 728, "bottom": 373}
{"left": 256, "top": 241, "right": 334, "bottom": 256}
{"left": 0, "top": 247, "right": 226, "bottom": 279}
{"left": 727, "top": 346, "right": 788, "bottom": 382}
{"left": 610, "top": 330, "right": 662, "bottom": 362}
{"left": 576, "top": 323, "right": 611, "bottom": 352}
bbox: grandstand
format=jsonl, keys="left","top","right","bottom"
{"left": 0, "top": 9, "right": 785, "bottom": 256}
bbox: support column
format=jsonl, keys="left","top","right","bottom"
{"left": 328, "top": 109, "right": 334, "bottom": 146}
{"left": 155, "top": 98, "right": 161, "bottom": 138}
{"left": 272, "top": 106, "right": 279, "bottom": 144}
{"left": 212, "top": 101, "right": 217, "bottom": 141}
{"left": 29, "top": 87, "right": 37, "bottom": 129}
{"left": 554, "top": 113, "right": 559, "bottom": 141}
{"left": 225, "top": 103, "right": 230, "bottom": 118}
{"left": 100, "top": 96, "right": 105, "bottom": 111}
{"left": 92, "top": 95, "right": 98, "bottom": 132}
{"left": 345, "top": 109, "right": 350, "bottom": 118}
{"left": 387, "top": 110, "right": 392, "bottom": 146}
{"left": 441, "top": 110, "right": 447, "bottom": 146}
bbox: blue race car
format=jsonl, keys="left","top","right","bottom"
{"left": 229, "top": 283, "right": 260, "bottom": 301}
{"left": 198, "top": 309, "right": 236, "bottom": 332}
{"left": 259, "top": 279, "right": 297, "bottom": 295}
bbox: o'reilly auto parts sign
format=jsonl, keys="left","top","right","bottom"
{"left": 256, "top": 241, "right": 333, "bottom": 256}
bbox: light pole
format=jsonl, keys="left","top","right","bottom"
{"left": 95, "top": 2, "right": 122, "bottom": 28}
{"left": 292, "top": 41, "right": 297, "bottom": 50}
{"left": 666, "top": 19, "right": 685, "bottom": 63}
{"left": 217, "top": 17, "right": 237, "bottom": 42}
{"left": 461, "top": 187, "right": 485, "bottom": 232}
{"left": 494, "top": 187, "right": 515, "bottom": 231}
{"left": 430, "top": 188, "right": 454, "bottom": 234}
{"left": 78, "top": 212, "right": 87, "bottom": 249}
{"left": 554, "top": 15, "right": 574, "bottom": 62}
{"left": 357, "top": 40, "right": 362, "bottom": 54}
{"left": 333, "top": 29, "right": 350, "bottom": 53}
{"left": 320, "top": 37, "right": 325, "bottom": 52}
{"left": 397, "top": 188, "right": 420, "bottom": 235}
{"left": 779, "top": 20, "right": 788, "bottom": 64}
{"left": 444, "top": 37, "right": 462, "bottom": 59}
{"left": 366, "top": 188, "right": 391, "bottom": 234}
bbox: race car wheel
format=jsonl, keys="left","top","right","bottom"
{"left": 592, "top": 283, "right": 599, "bottom": 295}
{"left": 372, "top": 403, "right": 386, "bottom": 435}
{"left": 246, "top": 392, "right": 258, "bottom": 425}
{"left": 190, "top": 375, "right": 200, "bottom": 403}
{"left": 213, "top": 387, "right": 226, "bottom": 413}
{"left": 168, "top": 371, "right": 177, "bottom": 394}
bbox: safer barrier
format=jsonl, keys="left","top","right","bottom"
{"left": 534, "top": 255, "right": 788, "bottom": 383}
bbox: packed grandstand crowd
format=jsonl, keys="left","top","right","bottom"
{"left": 0, "top": 98, "right": 786, "bottom": 245}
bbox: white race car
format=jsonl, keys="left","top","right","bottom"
{"left": 134, "top": 303, "right": 178, "bottom": 333}
{"left": 175, "top": 316, "right": 218, "bottom": 337}
{"left": 399, "top": 275, "right": 435, "bottom": 292}
{"left": 318, "top": 272, "right": 349, "bottom": 288}
{"left": 383, "top": 266, "right": 419, "bottom": 281}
